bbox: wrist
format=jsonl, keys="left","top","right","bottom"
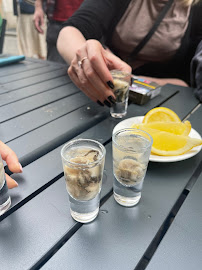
{"left": 35, "top": 0, "right": 43, "bottom": 9}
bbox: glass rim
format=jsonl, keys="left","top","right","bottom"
{"left": 61, "top": 138, "right": 106, "bottom": 166}
{"left": 110, "top": 69, "right": 131, "bottom": 77}
{"left": 112, "top": 128, "right": 153, "bottom": 152}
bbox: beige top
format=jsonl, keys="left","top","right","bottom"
{"left": 111, "top": 0, "right": 191, "bottom": 68}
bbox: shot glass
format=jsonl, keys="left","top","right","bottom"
{"left": 110, "top": 70, "right": 131, "bottom": 118}
{"left": 112, "top": 128, "right": 153, "bottom": 207}
{"left": 0, "top": 155, "right": 11, "bottom": 216}
{"left": 61, "top": 139, "right": 106, "bottom": 223}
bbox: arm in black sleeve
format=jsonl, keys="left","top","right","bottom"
{"left": 62, "top": 0, "right": 125, "bottom": 41}
{"left": 191, "top": 40, "right": 202, "bottom": 102}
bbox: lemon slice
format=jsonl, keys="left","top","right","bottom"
{"left": 143, "top": 107, "right": 181, "bottom": 123}
{"left": 131, "top": 126, "right": 202, "bottom": 156}
{"left": 131, "top": 120, "right": 191, "bottom": 136}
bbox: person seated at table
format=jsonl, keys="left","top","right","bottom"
{"left": 57, "top": 0, "right": 202, "bottom": 107}
{"left": 191, "top": 40, "right": 202, "bottom": 102}
{"left": 0, "top": 141, "right": 23, "bottom": 189}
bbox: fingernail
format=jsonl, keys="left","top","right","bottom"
{"left": 19, "top": 163, "right": 23, "bottom": 173}
{"left": 107, "top": 81, "right": 114, "bottom": 89}
{"left": 108, "top": 96, "right": 116, "bottom": 104}
{"left": 97, "top": 100, "right": 104, "bottom": 107}
{"left": 104, "top": 100, "right": 111, "bottom": 107}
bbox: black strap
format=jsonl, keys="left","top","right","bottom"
{"left": 129, "top": 0, "right": 174, "bottom": 62}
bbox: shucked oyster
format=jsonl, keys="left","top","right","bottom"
{"left": 113, "top": 78, "right": 129, "bottom": 103}
{"left": 64, "top": 149, "right": 103, "bottom": 201}
{"left": 115, "top": 158, "right": 146, "bottom": 186}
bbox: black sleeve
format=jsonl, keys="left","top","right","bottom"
{"left": 190, "top": 40, "right": 202, "bottom": 102}
{"left": 62, "top": 0, "right": 123, "bottom": 41}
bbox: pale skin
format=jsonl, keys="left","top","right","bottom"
{"left": 57, "top": 27, "right": 132, "bottom": 105}
{"left": 0, "top": 141, "right": 22, "bottom": 189}
{"left": 57, "top": 26, "right": 188, "bottom": 105}
{"left": 33, "top": 0, "right": 45, "bottom": 34}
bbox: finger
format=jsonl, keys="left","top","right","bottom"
{"left": 75, "top": 59, "right": 109, "bottom": 103}
{"left": 75, "top": 44, "right": 115, "bottom": 103}
{"left": 80, "top": 55, "right": 115, "bottom": 103}
{"left": 85, "top": 41, "right": 117, "bottom": 98}
{"left": 86, "top": 41, "right": 132, "bottom": 93}
{"left": 35, "top": 18, "right": 43, "bottom": 34}
{"left": 39, "top": 16, "right": 44, "bottom": 34}
{"left": 104, "top": 50, "right": 132, "bottom": 73}
{"left": 5, "top": 174, "right": 18, "bottom": 189}
{"left": 68, "top": 65, "right": 99, "bottom": 103}
{"left": 40, "top": 16, "right": 44, "bottom": 27}
{"left": 0, "top": 141, "right": 22, "bottom": 173}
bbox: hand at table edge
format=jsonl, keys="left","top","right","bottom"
{"left": 0, "top": 141, "right": 23, "bottom": 189}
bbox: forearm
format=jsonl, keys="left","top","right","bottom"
{"left": 57, "top": 26, "right": 87, "bottom": 64}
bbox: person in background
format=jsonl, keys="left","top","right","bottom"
{"left": 33, "top": 0, "right": 83, "bottom": 63}
{"left": 14, "top": 0, "right": 47, "bottom": 59}
{"left": 0, "top": 141, "right": 22, "bottom": 189}
{"left": 191, "top": 40, "right": 202, "bottom": 102}
{"left": 57, "top": 0, "right": 202, "bottom": 107}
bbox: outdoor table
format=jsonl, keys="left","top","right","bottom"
{"left": 0, "top": 57, "right": 202, "bottom": 270}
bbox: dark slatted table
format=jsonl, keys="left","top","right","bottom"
{"left": 0, "top": 58, "right": 201, "bottom": 270}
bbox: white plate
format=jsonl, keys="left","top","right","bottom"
{"left": 112, "top": 116, "right": 202, "bottom": 163}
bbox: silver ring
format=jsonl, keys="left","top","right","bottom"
{"left": 78, "top": 57, "right": 88, "bottom": 68}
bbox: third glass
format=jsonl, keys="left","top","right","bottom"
{"left": 112, "top": 128, "right": 153, "bottom": 207}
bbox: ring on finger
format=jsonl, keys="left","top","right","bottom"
{"left": 78, "top": 56, "right": 88, "bottom": 68}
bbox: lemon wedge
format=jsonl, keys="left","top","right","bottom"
{"left": 143, "top": 107, "right": 181, "bottom": 123}
{"left": 131, "top": 126, "right": 202, "bottom": 156}
{"left": 131, "top": 120, "right": 191, "bottom": 136}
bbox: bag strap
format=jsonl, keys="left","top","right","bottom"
{"left": 129, "top": 0, "right": 174, "bottom": 62}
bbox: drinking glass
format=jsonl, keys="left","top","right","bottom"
{"left": 61, "top": 139, "right": 106, "bottom": 223}
{"left": 112, "top": 128, "right": 153, "bottom": 206}
{"left": 110, "top": 70, "right": 131, "bottom": 118}
{"left": 0, "top": 155, "right": 11, "bottom": 216}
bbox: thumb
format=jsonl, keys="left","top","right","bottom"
{"left": 104, "top": 50, "right": 132, "bottom": 73}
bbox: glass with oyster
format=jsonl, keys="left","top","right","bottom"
{"left": 110, "top": 70, "right": 131, "bottom": 118}
{"left": 112, "top": 128, "right": 152, "bottom": 207}
{"left": 61, "top": 139, "right": 106, "bottom": 223}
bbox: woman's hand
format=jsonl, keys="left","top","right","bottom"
{"left": 33, "top": 0, "right": 45, "bottom": 34}
{"left": 0, "top": 141, "right": 22, "bottom": 189}
{"left": 68, "top": 39, "right": 132, "bottom": 106}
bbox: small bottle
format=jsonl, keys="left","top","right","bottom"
{"left": 0, "top": 155, "right": 11, "bottom": 216}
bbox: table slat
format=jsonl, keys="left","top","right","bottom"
{"left": 146, "top": 172, "right": 202, "bottom": 270}
{"left": 0, "top": 92, "right": 90, "bottom": 142}
{"left": 41, "top": 151, "right": 202, "bottom": 270}
{"left": 0, "top": 69, "right": 69, "bottom": 93}
{"left": 0, "top": 84, "right": 79, "bottom": 122}
{"left": 0, "top": 65, "right": 64, "bottom": 84}
{"left": 0, "top": 76, "right": 71, "bottom": 107}
{"left": 0, "top": 62, "right": 48, "bottom": 77}
{"left": 0, "top": 143, "right": 113, "bottom": 270}
{"left": 160, "top": 84, "right": 199, "bottom": 119}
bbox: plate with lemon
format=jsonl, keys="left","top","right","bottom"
{"left": 113, "top": 107, "right": 202, "bottom": 162}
